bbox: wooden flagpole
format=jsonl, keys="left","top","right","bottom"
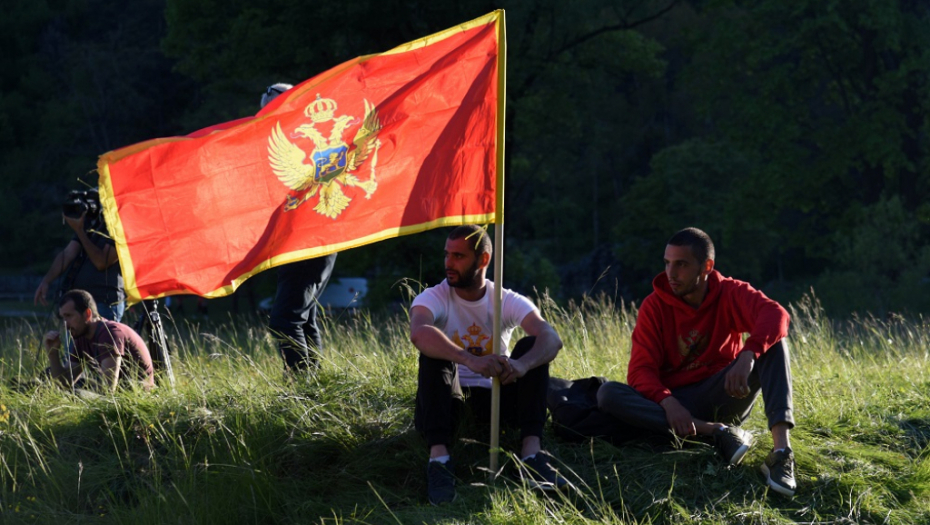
{"left": 489, "top": 9, "right": 506, "bottom": 477}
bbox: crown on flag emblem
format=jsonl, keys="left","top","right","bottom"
{"left": 268, "top": 94, "right": 382, "bottom": 218}
{"left": 306, "top": 94, "right": 338, "bottom": 123}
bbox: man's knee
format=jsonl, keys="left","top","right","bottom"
{"left": 754, "top": 338, "right": 792, "bottom": 380}
{"left": 509, "top": 336, "right": 549, "bottom": 383}
{"left": 596, "top": 381, "right": 633, "bottom": 411}
{"left": 510, "top": 336, "right": 537, "bottom": 360}
{"left": 761, "top": 338, "right": 790, "bottom": 361}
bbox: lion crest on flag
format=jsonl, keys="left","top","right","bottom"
{"left": 268, "top": 94, "right": 382, "bottom": 218}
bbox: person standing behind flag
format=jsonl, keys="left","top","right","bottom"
{"left": 596, "top": 227, "right": 797, "bottom": 496}
{"left": 409, "top": 225, "right": 567, "bottom": 505}
{"left": 262, "top": 83, "right": 338, "bottom": 373}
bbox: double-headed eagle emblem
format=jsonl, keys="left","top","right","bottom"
{"left": 268, "top": 94, "right": 382, "bottom": 218}
{"left": 453, "top": 323, "right": 492, "bottom": 357}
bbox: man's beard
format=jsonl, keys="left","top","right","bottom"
{"left": 447, "top": 260, "right": 482, "bottom": 289}
{"left": 68, "top": 325, "right": 88, "bottom": 338}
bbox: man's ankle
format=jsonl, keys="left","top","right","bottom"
{"left": 430, "top": 444, "right": 450, "bottom": 459}
{"left": 520, "top": 436, "right": 541, "bottom": 459}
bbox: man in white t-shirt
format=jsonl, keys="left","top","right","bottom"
{"left": 410, "top": 225, "right": 567, "bottom": 505}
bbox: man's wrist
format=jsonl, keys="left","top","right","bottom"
{"left": 457, "top": 350, "right": 474, "bottom": 367}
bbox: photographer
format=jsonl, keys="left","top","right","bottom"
{"left": 34, "top": 189, "right": 125, "bottom": 321}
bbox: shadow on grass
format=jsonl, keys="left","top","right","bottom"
{"left": 898, "top": 416, "right": 930, "bottom": 452}
{"left": 0, "top": 390, "right": 173, "bottom": 521}
{"left": 543, "top": 430, "right": 819, "bottom": 524}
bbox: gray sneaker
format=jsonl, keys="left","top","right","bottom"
{"left": 713, "top": 426, "right": 753, "bottom": 465}
{"left": 427, "top": 460, "right": 456, "bottom": 505}
{"left": 762, "top": 448, "right": 797, "bottom": 496}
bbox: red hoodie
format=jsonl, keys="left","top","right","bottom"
{"left": 627, "top": 270, "right": 789, "bottom": 404}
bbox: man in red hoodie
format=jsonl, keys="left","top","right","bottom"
{"left": 597, "top": 227, "right": 796, "bottom": 496}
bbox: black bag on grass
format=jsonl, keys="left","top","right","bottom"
{"left": 547, "top": 376, "right": 639, "bottom": 444}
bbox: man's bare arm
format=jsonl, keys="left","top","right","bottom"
{"left": 35, "top": 241, "right": 81, "bottom": 305}
{"left": 66, "top": 214, "right": 118, "bottom": 271}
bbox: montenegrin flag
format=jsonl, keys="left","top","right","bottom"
{"left": 98, "top": 11, "right": 504, "bottom": 303}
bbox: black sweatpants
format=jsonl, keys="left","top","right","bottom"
{"left": 414, "top": 336, "right": 549, "bottom": 449}
{"left": 596, "top": 338, "right": 795, "bottom": 437}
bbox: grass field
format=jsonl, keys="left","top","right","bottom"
{"left": 1, "top": 294, "right": 929, "bottom": 524}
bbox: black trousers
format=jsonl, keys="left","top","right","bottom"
{"left": 267, "top": 253, "right": 337, "bottom": 370}
{"left": 597, "top": 339, "right": 795, "bottom": 437}
{"left": 414, "top": 336, "right": 549, "bottom": 449}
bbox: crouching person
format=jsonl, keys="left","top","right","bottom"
{"left": 43, "top": 289, "right": 155, "bottom": 392}
{"left": 410, "top": 225, "right": 567, "bottom": 505}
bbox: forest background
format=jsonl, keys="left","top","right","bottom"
{"left": 2, "top": 0, "right": 928, "bottom": 317}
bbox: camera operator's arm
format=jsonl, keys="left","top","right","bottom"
{"left": 34, "top": 241, "right": 81, "bottom": 305}
{"left": 65, "top": 214, "right": 118, "bottom": 271}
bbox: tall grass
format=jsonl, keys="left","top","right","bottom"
{"left": 0, "top": 294, "right": 928, "bottom": 524}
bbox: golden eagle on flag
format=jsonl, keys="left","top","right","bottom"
{"left": 269, "top": 96, "right": 381, "bottom": 217}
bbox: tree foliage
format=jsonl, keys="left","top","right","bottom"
{"left": 0, "top": 0, "right": 194, "bottom": 267}
{"left": 4, "top": 0, "right": 929, "bottom": 315}
{"left": 616, "top": 0, "right": 930, "bottom": 312}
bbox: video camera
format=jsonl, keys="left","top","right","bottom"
{"left": 62, "top": 189, "right": 101, "bottom": 221}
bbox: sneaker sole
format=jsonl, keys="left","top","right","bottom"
{"left": 525, "top": 480, "right": 557, "bottom": 492}
{"left": 518, "top": 469, "right": 568, "bottom": 492}
{"left": 519, "top": 471, "right": 569, "bottom": 492}
{"left": 728, "top": 443, "right": 751, "bottom": 466}
{"left": 522, "top": 478, "right": 569, "bottom": 492}
{"left": 761, "top": 463, "right": 796, "bottom": 497}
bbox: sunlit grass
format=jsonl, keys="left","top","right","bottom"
{"left": 1, "top": 294, "right": 929, "bottom": 524}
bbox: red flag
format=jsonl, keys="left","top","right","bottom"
{"left": 98, "top": 11, "right": 503, "bottom": 303}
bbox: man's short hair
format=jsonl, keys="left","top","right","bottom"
{"left": 260, "top": 83, "right": 293, "bottom": 109}
{"left": 448, "top": 225, "right": 492, "bottom": 257}
{"left": 59, "top": 289, "right": 99, "bottom": 318}
{"left": 667, "top": 227, "right": 715, "bottom": 263}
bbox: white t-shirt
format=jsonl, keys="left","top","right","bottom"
{"left": 412, "top": 279, "right": 538, "bottom": 389}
